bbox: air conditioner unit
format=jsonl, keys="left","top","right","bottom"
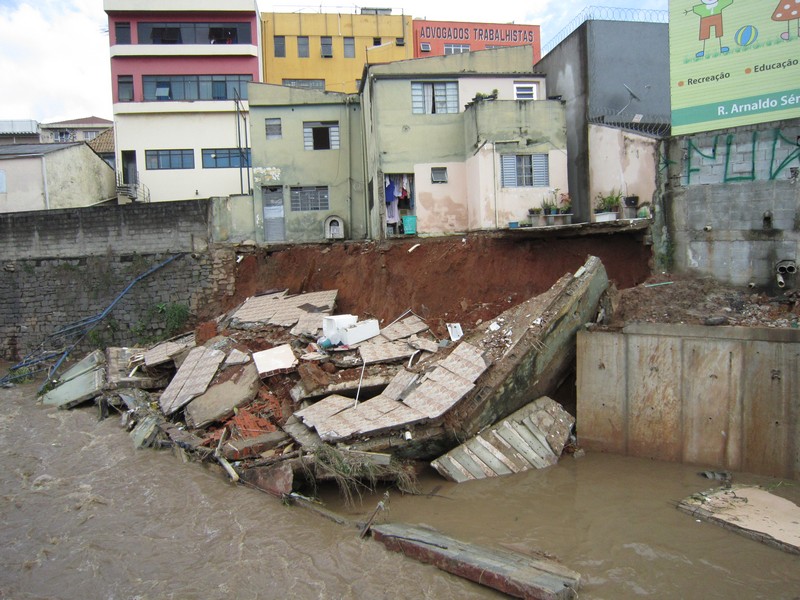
{"left": 420, "top": 42, "right": 431, "bottom": 52}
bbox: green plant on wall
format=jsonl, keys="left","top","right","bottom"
{"left": 132, "top": 302, "right": 191, "bottom": 345}
{"left": 595, "top": 189, "right": 623, "bottom": 213}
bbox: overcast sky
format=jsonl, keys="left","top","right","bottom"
{"left": 0, "top": 0, "right": 667, "bottom": 124}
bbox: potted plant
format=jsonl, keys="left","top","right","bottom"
{"left": 528, "top": 206, "right": 543, "bottom": 226}
{"left": 541, "top": 198, "right": 557, "bottom": 224}
{"left": 594, "top": 190, "right": 622, "bottom": 222}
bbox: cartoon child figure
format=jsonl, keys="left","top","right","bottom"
{"left": 772, "top": 0, "right": 800, "bottom": 40}
{"left": 684, "top": 0, "right": 734, "bottom": 57}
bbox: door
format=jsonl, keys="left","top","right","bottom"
{"left": 262, "top": 186, "right": 285, "bottom": 242}
{"left": 121, "top": 150, "right": 137, "bottom": 184}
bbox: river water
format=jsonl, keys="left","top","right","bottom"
{"left": 1, "top": 379, "right": 798, "bottom": 600}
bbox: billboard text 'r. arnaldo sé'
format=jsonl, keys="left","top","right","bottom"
{"left": 670, "top": 0, "right": 800, "bottom": 135}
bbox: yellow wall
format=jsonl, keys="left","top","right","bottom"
{"left": 262, "top": 12, "right": 413, "bottom": 93}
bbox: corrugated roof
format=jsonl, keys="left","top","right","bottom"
{"left": 0, "top": 120, "right": 39, "bottom": 135}
{"left": 0, "top": 143, "right": 81, "bottom": 157}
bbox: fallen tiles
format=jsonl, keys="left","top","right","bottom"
{"left": 159, "top": 346, "right": 225, "bottom": 416}
{"left": 106, "top": 347, "right": 168, "bottom": 390}
{"left": 380, "top": 315, "right": 429, "bottom": 341}
{"left": 253, "top": 344, "right": 298, "bottom": 377}
{"left": 142, "top": 334, "right": 196, "bottom": 367}
{"left": 231, "top": 290, "right": 337, "bottom": 328}
{"left": 431, "top": 396, "right": 573, "bottom": 483}
{"left": 359, "top": 339, "right": 417, "bottom": 364}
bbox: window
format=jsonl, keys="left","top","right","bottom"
{"left": 265, "top": 118, "right": 282, "bottom": 139}
{"left": 0, "top": 170, "right": 5, "bottom": 194}
{"left": 290, "top": 186, "right": 329, "bottom": 211}
{"left": 411, "top": 81, "right": 458, "bottom": 114}
{"left": 274, "top": 35, "right": 286, "bottom": 57}
{"left": 115, "top": 22, "right": 131, "bottom": 44}
{"left": 500, "top": 154, "right": 549, "bottom": 187}
{"left": 209, "top": 27, "right": 238, "bottom": 44}
{"left": 396, "top": 37, "right": 405, "bottom": 46}
{"left": 321, "top": 36, "right": 333, "bottom": 57}
{"left": 142, "top": 75, "right": 252, "bottom": 101}
{"left": 55, "top": 130, "right": 72, "bottom": 142}
{"left": 344, "top": 37, "right": 355, "bottom": 58}
{"left": 202, "top": 148, "right": 251, "bottom": 168}
{"left": 137, "top": 22, "right": 251, "bottom": 45}
{"left": 118, "top": 75, "right": 133, "bottom": 102}
{"left": 303, "top": 121, "right": 339, "bottom": 150}
{"left": 298, "top": 36, "right": 309, "bottom": 58}
{"left": 83, "top": 131, "right": 99, "bottom": 141}
{"left": 145, "top": 149, "right": 194, "bottom": 170}
{"left": 155, "top": 81, "right": 171, "bottom": 100}
{"left": 420, "top": 42, "right": 431, "bottom": 52}
{"left": 444, "top": 43, "right": 470, "bottom": 54}
{"left": 514, "top": 82, "right": 538, "bottom": 100}
{"left": 282, "top": 79, "right": 324, "bottom": 90}
{"left": 372, "top": 37, "right": 381, "bottom": 46}
{"left": 431, "top": 167, "right": 448, "bottom": 183}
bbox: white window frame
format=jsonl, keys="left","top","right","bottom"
{"left": 500, "top": 154, "right": 549, "bottom": 187}
{"left": 514, "top": 82, "right": 539, "bottom": 100}
{"left": 290, "top": 186, "right": 329, "bottom": 211}
{"left": 420, "top": 42, "right": 431, "bottom": 52}
{"left": 443, "top": 43, "right": 470, "bottom": 54}
{"left": 303, "top": 121, "right": 340, "bottom": 150}
{"left": 411, "top": 81, "right": 458, "bottom": 115}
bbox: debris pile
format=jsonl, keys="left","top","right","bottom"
{"left": 24, "top": 256, "right": 610, "bottom": 501}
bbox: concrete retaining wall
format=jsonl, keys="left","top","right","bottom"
{"left": 577, "top": 324, "right": 800, "bottom": 479}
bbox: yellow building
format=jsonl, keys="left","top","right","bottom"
{"left": 262, "top": 10, "right": 413, "bottom": 93}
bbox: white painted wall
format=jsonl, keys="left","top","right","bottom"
{"left": 116, "top": 111, "right": 250, "bottom": 202}
{"left": 588, "top": 124, "right": 658, "bottom": 207}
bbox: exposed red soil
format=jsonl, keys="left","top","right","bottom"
{"left": 225, "top": 231, "right": 652, "bottom": 338}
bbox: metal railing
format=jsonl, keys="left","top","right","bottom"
{"left": 115, "top": 171, "right": 151, "bottom": 203}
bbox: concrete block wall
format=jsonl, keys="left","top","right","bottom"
{"left": 664, "top": 118, "right": 800, "bottom": 287}
{"left": 0, "top": 201, "right": 237, "bottom": 361}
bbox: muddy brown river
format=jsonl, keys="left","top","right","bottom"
{"left": 1, "top": 380, "right": 798, "bottom": 599}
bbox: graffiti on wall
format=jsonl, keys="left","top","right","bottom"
{"left": 683, "top": 126, "right": 800, "bottom": 184}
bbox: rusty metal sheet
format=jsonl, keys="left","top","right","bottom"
{"left": 380, "top": 315, "right": 429, "bottom": 341}
{"left": 626, "top": 334, "right": 683, "bottom": 462}
{"left": 159, "top": 346, "right": 224, "bottom": 416}
{"left": 681, "top": 339, "right": 743, "bottom": 469}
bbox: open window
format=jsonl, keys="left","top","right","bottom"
{"left": 303, "top": 122, "right": 339, "bottom": 150}
{"left": 431, "top": 167, "right": 448, "bottom": 183}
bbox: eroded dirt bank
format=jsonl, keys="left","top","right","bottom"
{"left": 225, "top": 232, "right": 652, "bottom": 338}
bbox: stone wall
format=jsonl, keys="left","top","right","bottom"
{"left": 663, "top": 117, "right": 800, "bottom": 288}
{"left": 0, "top": 200, "right": 237, "bottom": 361}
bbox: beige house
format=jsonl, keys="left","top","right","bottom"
{"left": 361, "top": 45, "right": 568, "bottom": 238}
{"left": 39, "top": 116, "right": 113, "bottom": 144}
{"left": 0, "top": 143, "right": 116, "bottom": 213}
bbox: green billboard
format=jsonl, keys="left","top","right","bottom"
{"left": 670, "top": 0, "right": 800, "bottom": 135}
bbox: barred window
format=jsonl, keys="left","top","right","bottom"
{"left": 500, "top": 154, "right": 549, "bottom": 187}
{"left": 290, "top": 186, "right": 329, "bottom": 211}
{"left": 265, "top": 118, "right": 282, "bottom": 139}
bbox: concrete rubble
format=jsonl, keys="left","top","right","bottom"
{"left": 31, "top": 258, "right": 608, "bottom": 500}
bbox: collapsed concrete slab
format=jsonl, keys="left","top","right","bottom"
{"left": 230, "top": 290, "right": 337, "bottom": 329}
{"left": 184, "top": 362, "right": 261, "bottom": 429}
{"left": 292, "top": 256, "right": 607, "bottom": 460}
{"left": 142, "top": 334, "right": 195, "bottom": 367}
{"left": 159, "top": 346, "right": 225, "bottom": 416}
{"left": 431, "top": 396, "right": 575, "bottom": 482}
{"left": 41, "top": 366, "right": 106, "bottom": 409}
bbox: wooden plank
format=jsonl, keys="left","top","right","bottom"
{"left": 474, "top": 435, "right": 520, "bottom": 473}
{"left": 448, "top": 447, "right": 491, "bottom": 480}
{"left": 461, "top": 446, "right": 497, "bottom": 479}
{"left": 504, "top": 422, "right": 556, "bottom": 469}
{"left": 492, "top": 425, "right": 542, "bottom": 469}
{"left": 372, "top": 522, "right": 580, "bottom": 599}
{"left": 487, "top": 430, "right": 534, "bottom": 471}
{"left": 432, "top": 454, "right": 474, "bottom": 483}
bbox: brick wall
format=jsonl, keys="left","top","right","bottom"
{"left": 0, "top": 201, "right": 237, "bottom": 360}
